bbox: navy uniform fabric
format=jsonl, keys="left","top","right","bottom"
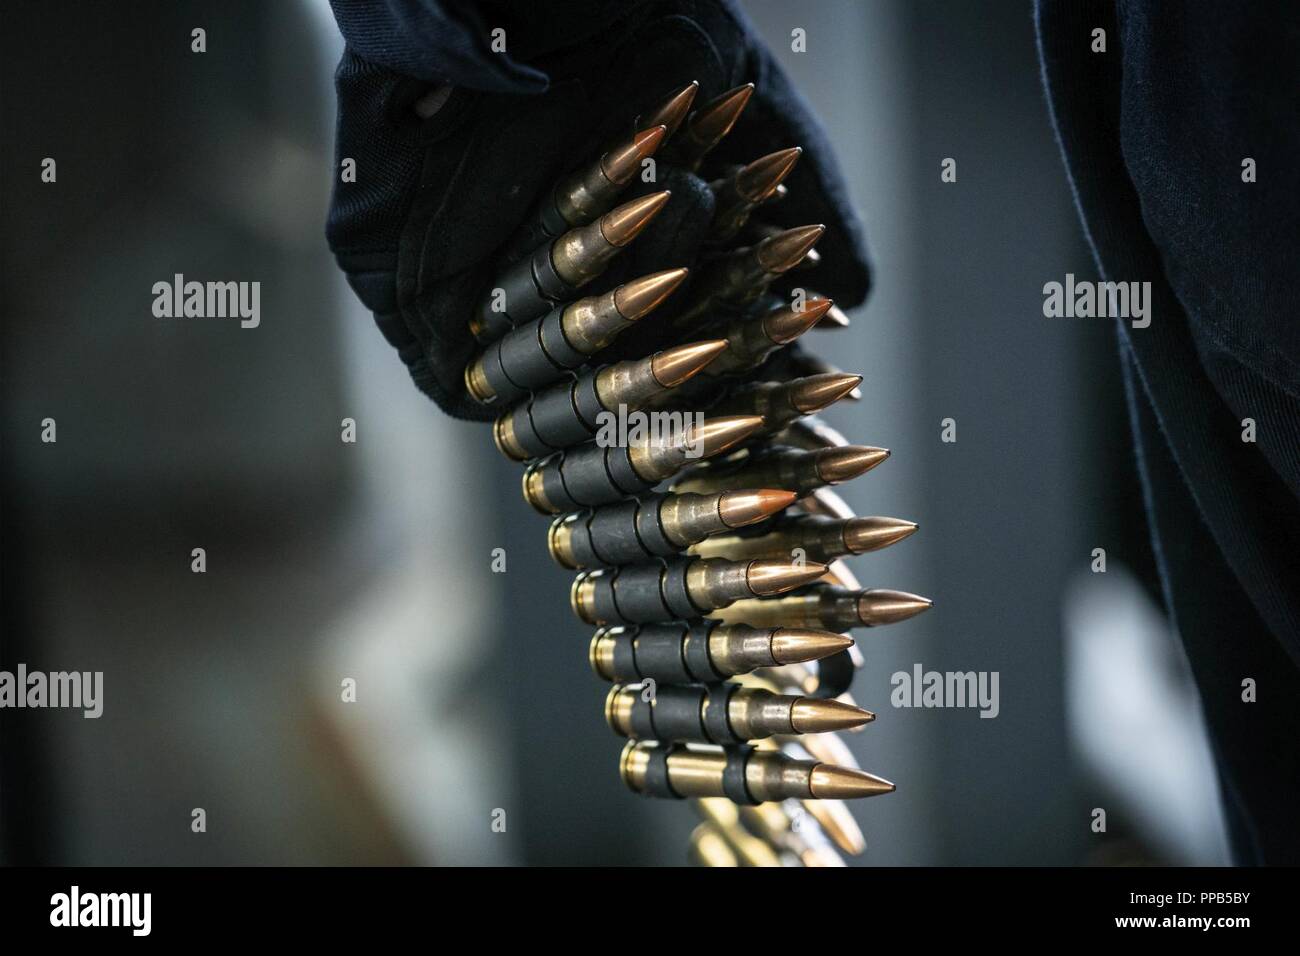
{"left": 1036, "top": 0, "right": 1300, "bottom": 863}
{"left": 325, "top": 0, "right": 871, "bottom": 420}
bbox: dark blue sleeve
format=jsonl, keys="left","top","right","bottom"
{"left": 1036, "top": 0, "right": 1300, "bottom": 864}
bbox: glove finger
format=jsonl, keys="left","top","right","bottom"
{"left": 404, "top": 80, "right": 597, "bottom": 418}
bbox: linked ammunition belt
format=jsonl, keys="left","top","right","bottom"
{"left": 465, "top": 81, "right": 931, "bottom": 866}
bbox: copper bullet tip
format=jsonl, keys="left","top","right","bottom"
{"left": 791, "top": 698, "right": 875, "bottom": 734}
{"left": 843, "top": 517, "right": 918, "bottom": 554}
{"left": 600, "top": 190, "right": 671, "bottom": 247}
{"left": 717, "top": 488, "right": 798, "bottom": 528}
{"left": 857, "top": 588, "right": 933, "bottom": 626}
{"left": 770, "top": 628, "right": 854, "bottom": 665}
{"left": 816, "top": 446, "right": 890, "bottom": 484}
{"left": 613, "top": 267, "right": 689, "bottom": 321}
{"left": 800, "top": 724, "right": 862, "bottom": 767}
{"left": 690, "top": 415, "right": 765, "bottom": 458}
{"left": 636, "top": 125, "right": 667, "bottom": 148}
{"left": 817, "top": 300, "right": 852, "bottom": 329}
{"left": 735, "top": 147, "right": 802, "bottom": 202}
{"left": 789, "top": 373, "right": 863, "bottom": 414}
{"left": 651, "top": 339, "right": 729, "bottom": 388}
{"left": 755, "top": 224, "right": 826, "bottom": 274}
{"left": 685, "top": 82, "right": 754, "bottom": 148}
{"left": 806, "top": 800, "right": 867, "bottom": 856}
{"left": 602, "top": 125, "right": 668, "bottom": 184}
{"left": 764, "top": 297, "right": 834, "bottom": 343}
{"left": 746, "top": 559, "right": 829, "bottom": 596}
{"left": 809, "top": 765, "right": 896, "bottom": 800}
{"left": 640, "top": 81, "right": 699, "bottom": 139}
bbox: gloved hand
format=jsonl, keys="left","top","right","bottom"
{"left": 326, "top": 0, "right": 871, "bottom": 420}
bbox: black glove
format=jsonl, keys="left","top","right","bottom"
{"left": 326, "top": 0, "right": 871, "bottom": 420}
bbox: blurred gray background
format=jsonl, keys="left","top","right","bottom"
{"left": 1, "top": 0, "right": 1227, "bottom": 865}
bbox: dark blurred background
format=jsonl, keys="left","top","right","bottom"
{"left": 1, "top": 0, "right": 1228, "bottom": 865}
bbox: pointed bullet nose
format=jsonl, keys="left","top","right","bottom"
{"left": 790, "top": 373, "right": 863, "bottom": 414}
{"left": 686, "top": 82, "right": 754, "bottom": 145}
{"left": 717, "top": 488, "right": 798, "bottom": 528}
{"left": 689, "top": 415, "right": 765, "bottom": 459}
{"left": 813, "top": 296, "right": 851, "bottom": 329}
{"left": 755, "top": 224, "right": 826, "bottom": 274}
{"left": 634, "top": 125, "right": 668, "bottom": 150}
{"left": 600, "top": 190, "right": 671, "bottom": 247}
{"left": 770, "top": 628, "right": 854, "bottom": 665}
{"left": 810, "top": 765, "right": 896, "bottom": 800}
{"left": 613, "top": 267, "right": 689, "bottom": 321}
{"left": 764, "top": 297, "right": 834, "bottom": 344}
{"left": 843, "top": 516, "right": 919, "bottom": 554}
{"left": 857, "top": 588, "right": 933, "bottom": 626}
{"left": 800, "top": 293, "right": 852, "bottom": 330}
{"left": 816, "top": 445, "right": 890, "bottom": 484}
{"left": 746, "top": 559, "right": 828, "bottom": 596}
{"left": 603, "top": 125, "right": 668, "bottom": 184}
{"left": 736, "top": 147, "right": 803, "bottom": 202}
{"left": 651, "top": 339, "right": 729, "bottom": 388}
{"left": 806, "top": 800, "right": 868, "bottom": 856}
{"left": 640, "top": 80, "right": 699, "bottom": 139}
{"left": 798, "top": 726, "right": 860, "bottom": 768}
{"left": 791, "top": 698, "right": 875, "bottom": 734}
